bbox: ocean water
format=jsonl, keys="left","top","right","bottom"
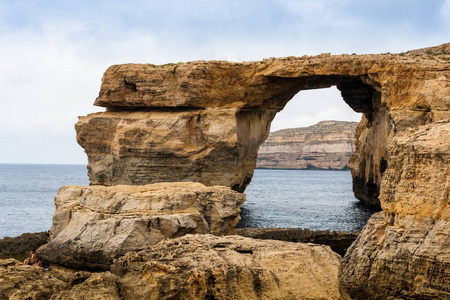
{"left": 0, "top": 165, "right": 374, "bottom": 239}
{"left": 0, "top": 164, "right": 89, "bottom": 239}
{"left": 237, "top": 169, "right": 376, "bottom": 231}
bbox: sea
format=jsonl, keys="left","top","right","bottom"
{"left": 0, "top": 164, "right": 376, "bottom": 239}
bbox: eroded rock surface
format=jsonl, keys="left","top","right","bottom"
{"left": 76, "top": 110, "right": 273, "bottom": 192}
{"left": 341, "top": 212, "right": 450, "bottom": 299}
{"left": 37, "top": 183, "right": 245, "bottom": 270}
{"left": 112, "top": 234, "right": 349, "bottom": 300}
{"left": 0, "top": 258, "right": 122, "bottom": 300}
{"left": 2, "top": 235, "right": 349, "bottom": 300}
{"left": 256, "top": 121, "right": 357, "bottom": 170}
{"left": 341, "top": 120, "right": 450, "bottom": 299}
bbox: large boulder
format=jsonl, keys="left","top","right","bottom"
{"left": 112, "top": 234, "right": 350, "bottom": 300}
{"left": 37, "top": 183, "right": 245, "bottom": 270}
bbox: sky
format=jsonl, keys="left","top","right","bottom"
{"left": 0, "top": 0, "right": 449, "bottom": 164}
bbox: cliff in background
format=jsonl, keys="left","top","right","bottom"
{"left": 256, "top": 121, "right": 358, "bottom": 170}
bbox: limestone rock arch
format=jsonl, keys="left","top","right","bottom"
{"left": 78, "top": 59, "right": 387, "bottom": 206}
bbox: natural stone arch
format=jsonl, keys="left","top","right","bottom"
{"left": 77, "top": 61, "right": 388, "bottom": 207}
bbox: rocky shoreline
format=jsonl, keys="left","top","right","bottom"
{"left": 0, "top": 228, "right": 358, "bottom": 260}
{"left": 1, "top": 43, "right": 449, "bottom": 299}
{"left": 0, "top": 232, "right": 48, "bottom": 262}
{"left": 0, "top": 231, "right": 352, "bottom": 299}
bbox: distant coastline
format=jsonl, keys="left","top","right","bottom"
{"left": 256, "top": 120, "right": 357, "bottom": 170}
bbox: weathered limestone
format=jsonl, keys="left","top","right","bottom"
{"left": 36, "top": 183, "right": 245, "bottom": 270}
{"left": 256, "top": 121, "right": 358, "bottom": 170}
{"left": 112, "top": 234, "right": 349, "bottom": 300}
{"left": 341, "top": 120, "right": 450, "bottom": 298}
{"left": 2, "top": 235, "right": 349, "bottom": 299}
{"left": 76, "top": 110, "right": 273, "bottom": 192}
{"left": 381, "top": 120, "right": 450, "bottom": 220}
{"left": 0, "top": 258, "right": 122, "bottom": 300}
{"left": 341, "top": 212, "right": 450, "bottom": 299}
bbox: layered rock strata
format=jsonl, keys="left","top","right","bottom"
{"left": 2, "top": 235, "right": 349, "bottom": 300}
{"left": 256, "top": 121, "right": 357, "bottom": 170}
{"left": 37, "top": 183, "right": 245, "bottom": 270}
{"left": 76, "top": 110, "right": 269, "bottom": 192}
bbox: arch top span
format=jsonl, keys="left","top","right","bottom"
{"left": 79, "top": 44, "right": 450, "bottom": 210}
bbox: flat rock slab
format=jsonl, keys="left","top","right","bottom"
{"left": 37, "top": 183, "right": 245, "bottom": 270}
{"left": 236, "top": 227, "right": 360, "bottom": 256}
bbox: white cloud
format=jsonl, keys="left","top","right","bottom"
{"left": 270, "top": 87, "right": 361, "bottom": 131}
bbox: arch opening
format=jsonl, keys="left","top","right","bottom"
{"left": 237, "top": 81, "right": 381, "bottom": 234}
